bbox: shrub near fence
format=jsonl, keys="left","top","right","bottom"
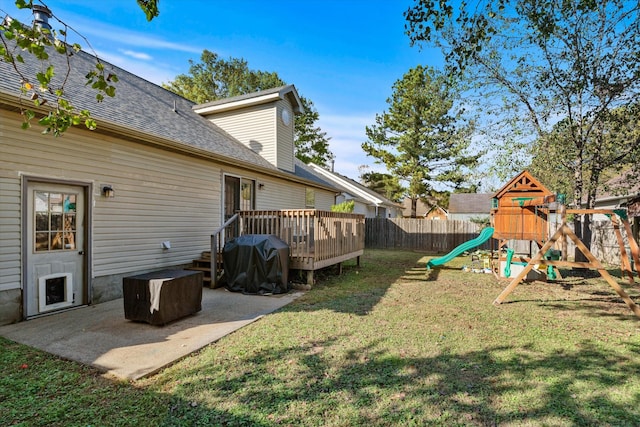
{"left": 365, "top": 218, "right": 487, "bottom": 253}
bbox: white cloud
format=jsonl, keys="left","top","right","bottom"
{"left": 74, "top": 22, "right": 202, "bottom": 54}
{"left": 96, "top": 50, "right": 178, "bottom": 85}
{"left": 119, "top": 49, "right": 152, "bottom": 61}
{"left": 318, "top": 112, "right": 387, "bottom": 180}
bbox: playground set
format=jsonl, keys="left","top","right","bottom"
{"left": 427, "top": 171, "right": 640, "bottom": 317}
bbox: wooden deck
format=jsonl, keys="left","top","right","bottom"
{"left": 238, "top": 210, "right": 365, "bottom": 284}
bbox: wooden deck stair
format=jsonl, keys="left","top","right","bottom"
{"left": 186, "top": 251, "right": 224, "bottom": 288}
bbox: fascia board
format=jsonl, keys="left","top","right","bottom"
{"left": 310, "top": 165, "right": 384, "bottom": 206}
{"left": 193, "top": 93, "right": 281, "bottom": 115}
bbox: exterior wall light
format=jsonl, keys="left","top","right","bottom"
{"left": 101, "top": 185, "right": 115, "bottom": 198}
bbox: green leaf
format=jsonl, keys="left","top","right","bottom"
{"left": 45, "top": 65, "right": 55, "bottom": 80}
{"left": 38, "top": 114, "right": 52, "bottom": 126}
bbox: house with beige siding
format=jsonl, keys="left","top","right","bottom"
{"left": 0, "top": 14, "right": 346, "bottom": 324}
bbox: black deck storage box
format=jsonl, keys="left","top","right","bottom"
{"left": 123, "top": 269, "right": 203, "bottom": 325}
{"left": 223, "top": 234, "right": 290, "bottom": 294}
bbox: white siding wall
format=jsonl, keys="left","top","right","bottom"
{"left": 314, "top": 189, "right": 336, "bottom": 211}
{"left": 276, "top": 99, "right": 295, "bottom": 172}
{"left": 222, "top": 165, "right": 334, "bottom": 211}
{"left": 204, "top": 104, "right": 277, "bottom": 168}
{"left": 0, "top": 110, "right": 221, "bottom": 287}
{"left": 2, "top": 108, "right": 339, "bottom": 296}
{"left": 352, "top": 201, "right": 370, "bottom": 217}
{"left": 0, "top": 175, "right": 20, "bottom": 291}
{"left": 257, "top": 178, "right": 306, "bottom": 210}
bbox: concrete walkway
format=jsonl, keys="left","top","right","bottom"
{"left": 0, "top": 288, "right": 301, "bottom": 380}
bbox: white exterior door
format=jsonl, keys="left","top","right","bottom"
{"left": 25, "top": 182, "right": 86, "bottom": 318}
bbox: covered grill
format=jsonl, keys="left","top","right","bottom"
{"left": 223, "top": 234, "right": 290, "bottom": 294}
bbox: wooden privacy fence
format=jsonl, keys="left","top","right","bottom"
{"left": 591, "top": 220, "right": 634, "bottom": 266}
{"left": 365, "top": 218, "right": 487, "bottom": 252}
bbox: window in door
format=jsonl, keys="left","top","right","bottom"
{"left": 34, "top": 192, "right": 77, "bottom": 252}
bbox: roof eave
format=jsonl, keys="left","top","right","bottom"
{"left": 193, "top": 85, "right": 304, "bottom": 115}
{"left": 193, "top": 92, "right": 282, "bottom": 115}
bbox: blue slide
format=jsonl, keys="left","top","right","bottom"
{"left": 427, "top": 227, "right": 494, "bottom": 269}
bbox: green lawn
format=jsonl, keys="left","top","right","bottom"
{"left": 2, "top": 249, "right": 640, "bottom": 426}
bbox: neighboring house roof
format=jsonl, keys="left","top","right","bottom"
{"left": 448, "top": 193, "right": 493, "bottom": 215}
{"left": 428, "top": 206, "right": 449, "bottom": 216}
{"left": 0, "top": 34, "right": 330, "bottom": 190}
{"left": 193, "top": 85, "right": 303, "bottom": 115}
{"left": 591, "top": 171, "right": 640, "bottom": 205}
{"left": 401, "top": 198, "right": 443, "bottom": 217}
{"left": 305, "top": 163, "right": 401, "bottom": 210}
{"left": 293, "top": 160, "right": 338, "bottom": 189}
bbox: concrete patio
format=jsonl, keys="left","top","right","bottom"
{"left": 0, "top": 288, "right": 302, "bottom": 380}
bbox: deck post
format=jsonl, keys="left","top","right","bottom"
{"left": 306, "top": 270, "right": 314, "bottom": 286}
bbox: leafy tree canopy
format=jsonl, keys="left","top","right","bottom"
{"left": 359, "top": 170, "right": 405, "bottom": 203}
{"left": 406, "top": 0, "right": 640, "bottom": 253}
{"left": 163, "top": 49, "right": 334, "bottom": 167}
{"left": 405, "top": 0, "right": 640, "bottom": 212}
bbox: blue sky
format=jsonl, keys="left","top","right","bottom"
{"left": 1, "top": 0, "right": 442, "bottom": 179}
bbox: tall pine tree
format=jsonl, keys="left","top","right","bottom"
{"left": 362, "top": 66, "right": 479, "bottom": 217}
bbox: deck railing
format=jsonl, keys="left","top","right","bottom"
{"left": 238, "top": 210, "right": 365, "bottom": 270}
{"left": 210, "top": 213, "right": 239, "bottom": 288}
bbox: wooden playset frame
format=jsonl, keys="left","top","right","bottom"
{"left": 489, "top": 171, "right": 640, "bottom": 317}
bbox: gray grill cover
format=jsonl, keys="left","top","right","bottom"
{"left": 223, "top": 234, "right": 290, "bottom": 294}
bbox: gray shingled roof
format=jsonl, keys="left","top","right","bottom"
{"left": 293, "top": 159, "right": 338, "bottom": 189}
{"left": 448, "top": 193, "right": 493, "bottom": 214}
{"left": 0, "top": 38, "right": 279, "bottom": 172}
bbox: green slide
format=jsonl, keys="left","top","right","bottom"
{"left": 427, "top": 227, "right": 494, "bottom": 269}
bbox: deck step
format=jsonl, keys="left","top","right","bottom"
{"left": 187, "top": 251, "right": 224, "bottom": 288}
